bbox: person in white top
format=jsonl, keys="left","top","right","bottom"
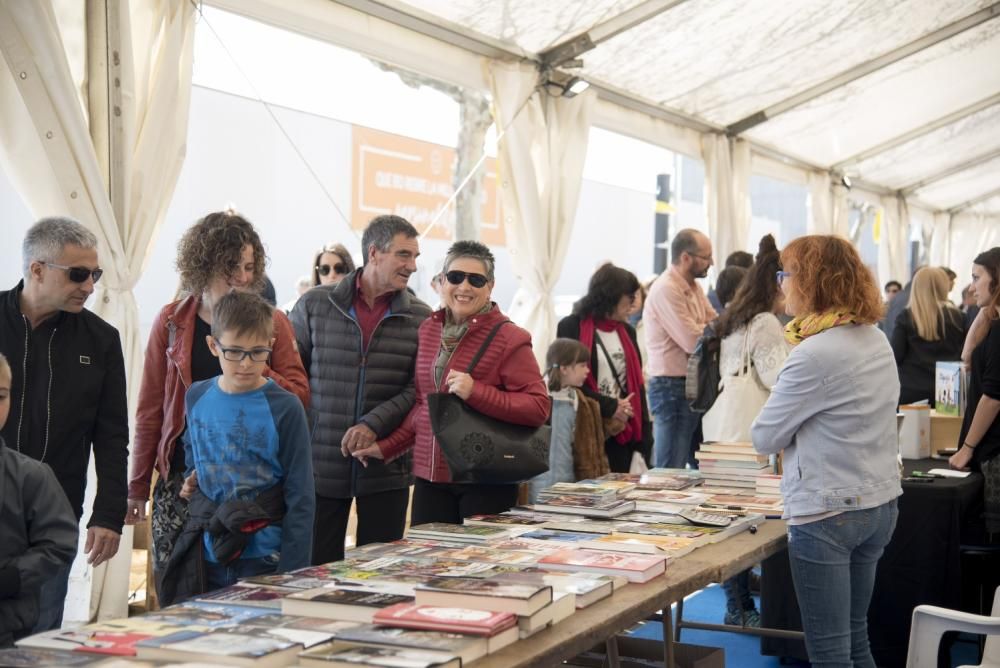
{"left": 701, "top": 234, "right": 789, "bottom": 628}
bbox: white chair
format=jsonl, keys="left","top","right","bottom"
{"left": 906, "top": 585, "right": 1000, "bottom": 668}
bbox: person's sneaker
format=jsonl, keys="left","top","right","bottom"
{"left": 724, "top": 608, "right": 761, "bottom": 628}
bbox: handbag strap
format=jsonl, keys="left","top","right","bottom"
{"left": 465, "top": 320, "right": 511, "bottom": 375}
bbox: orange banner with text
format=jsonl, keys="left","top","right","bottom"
{"left": 351, "top": 125, "right": 505, "bottom": 246}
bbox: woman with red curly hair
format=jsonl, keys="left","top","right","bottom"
{"left": 125, "top": 212, "right": 309, "bottom": 595}
{"left": 752, "top": 235, "right": 901, "bottom": 668}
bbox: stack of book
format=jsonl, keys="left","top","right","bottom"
{"left": 599, "top": 468, "right": 703, "bottom": 491}
{"left": 695, "top": 442, "right": 775, "bottom": 490}
{"left": 755, "top": 472, "right": 782, "bottom": 499}
{"left": 407, "top": 522, "right": 530, "bottom": 544}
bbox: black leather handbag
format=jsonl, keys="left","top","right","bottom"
{"left": 428, "top": 320, "right": 551, "bottom": 484}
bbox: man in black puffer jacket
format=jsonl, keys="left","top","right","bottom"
{"left": 291, "top": 216, "right": 431, "bottom": 564}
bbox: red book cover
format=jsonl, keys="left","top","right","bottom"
{"left": 373, "top": 603, "right": 517, "bottom": 637}
{"left": 73, "top": 631, "right": 155, "bottom": 656}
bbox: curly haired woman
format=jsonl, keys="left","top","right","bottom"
{"left": 752, "top": 235, "right": 900, "bottom": 668}
{"left": 125, "top": 211, "right": 309, "bottom": 594}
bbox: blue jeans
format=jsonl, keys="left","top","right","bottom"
{"left": 647, "top": 376, "right": 700, "bottom": 469}
{"left": 31, "top": 562, "right": 71, "bottom": 633}
{"left": 787, "top": 500, "right": 899, "bottom": 668}
{"left": 205, "top": 554, "right": 280, "bottom": 591}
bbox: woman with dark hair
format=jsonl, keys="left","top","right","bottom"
{"left": 557, "top": 263, "right": 651, "bottom": 473}
{"left": 312, "top": 242, "right": 355, "bottom": 287}
{"left": 752, "top": 235, "right": 900, "bottom": 668}
{"left": 950, "top": 247, "right": 1000, "bottom": 532}
{"left": 125, "top": 211, "right": 309, "bottom": 592}
{"left": 702, "top": 235, "right": 788, "bottom": 627}
{"left": 352, "top": 241, "right": 549, "bottom": 523}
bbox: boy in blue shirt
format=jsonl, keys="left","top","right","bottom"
{"left": 159, "top": 292, "right": 314, "bottom": 604}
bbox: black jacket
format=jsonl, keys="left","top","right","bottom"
{"left": 890, "top": 306, "right": 965, "bottom": 405}
{"left": 556, "top": 314, "right": 653, "bottom": 458}
{"left": 290, "top": 269, "right": 431, "bottom": 498}
{"left": 0, "top": 282, "right": 129, "bottom": 531}
{"left": 0, "top": 437, "right": 78, "bottom": 645}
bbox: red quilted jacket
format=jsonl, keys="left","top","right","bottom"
{"left": 377, "top": 305, "right": 549, "bottom": 482}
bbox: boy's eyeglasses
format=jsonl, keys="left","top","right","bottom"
{"left": 444, "top": 270, "right": 489, "bottom": 288}
{"left": 776, "top": 271, "right": 792, "bottom": 286}
{"left": 316, "top": 263, "right": 347, "bottom": 277}
{"left": 213, "top": 339, "right": 272, "bottom": 362}
{"left": 42, "top": 262, "right": 103, "bottom": 284}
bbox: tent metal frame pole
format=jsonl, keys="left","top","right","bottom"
{"left": 331, "top": 0, "right": 530, "bottom": 60}
{"left": 540, "top": 0, "right": 690, "bottom": 66}
{"left": 726, "top": 2, "right": 1000, "bottom": 135}
{"left": 833, "top": 93, "right": 1000, "bottom": 170}
{"left": 900, "top": 147, "right": 1000, "bottom": 195}
{"left": 948, "top": 185, "right": 1000, "bottom": 214}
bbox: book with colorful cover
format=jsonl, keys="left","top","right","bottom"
{"left": 194, "top": 582, "right": 299, "bottom": 609}
{"left": 583, "top": 533, "right": 697, "bottom": 557}
{"left": 413, "top": 577, "right": 552, "bottom": 615}
{"left": 443, "top": 545, "right": 541, "bottom": 565}
{"left": 297, "top": 643, "right": 460, "bottom": 668}
{"left": 935, "top": 361, "right": 964, "bottom": 416}
{"left": 0, "top": 648, "right": 103, "bottom": 666}
{"left": 282, "top": 588, "right": 414, "bottom": 622}
{"left": 372, "top": 603, "right": 518, "bottom": 637}
{"left": 407, "top": 522, "right": 528, "bottom": 543}
{"left": 526, "top": 497, "right": 636, "bottom": 518}
{"left": 537, "top": 549, "right": 667, "bottom": 583}
{"left": 625, "top": 489, "right": 709, "bottom": 505}
{"left": 462, "top": 514, "right": 553, "bottom": 529}
{"left": 327, "top": 625, "right": 494, "bottom": 663}
{"left": 140, "top": 600, "right": 278, "bottom": 627}
{"left": 16, "top": 618, "right": 203, "bottom": 656}
{"left": 135, "top": 627, "right": 302, "bottom": 665}
{"left": 703, "top": 493, "right": 784, "bottom": 510}
{"left": 488, "top": 570, "right": 616, "bottom": 606}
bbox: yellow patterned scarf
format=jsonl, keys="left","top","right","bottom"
{"left": 784, "top": 309, "right": 861, "bottom": 345}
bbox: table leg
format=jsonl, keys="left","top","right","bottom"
{"left": 662, "top": 605, "right": 676, "bottom": 668}
{"left": 604, "top": 634, "right": 621, "bottom": 668}
{"left": 675, "top": 597, "right": 684, "bottom": 642}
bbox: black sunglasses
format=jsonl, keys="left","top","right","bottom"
{"left": 444, "top": 270, "right": 489, "bottom": 289}
{"left": 316, "top": 263, "right": 347, "bottom": 277}
{"left": 42, "top": 262, "right": 103, "bottom": 284}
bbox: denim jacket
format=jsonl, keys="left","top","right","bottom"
{"left": 752, "top": 324, "right": 902, "bottom": 518}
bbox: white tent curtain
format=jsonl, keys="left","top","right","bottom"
{"left": 487, "top": 60, "right": 596, "bottom": 366}
{"left": 877, "top": 194, "right": 912, "bottom": 288}
{"left": 806, "top": 171, "right": 851, "bottom": 239}
{"left": 948, "top": 212, "right": 1000, "bottom": 277}
{"left": 701, "top": 133, "right": 751, "bottom": 263}
{"left": 0, "top": 0, "right": 195, "bottom": 621}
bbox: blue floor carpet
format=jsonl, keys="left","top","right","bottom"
{"left": 622, "top": 583, "right": 981, "bottom": 668}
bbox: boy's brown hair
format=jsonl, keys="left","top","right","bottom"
{"left": 211, "top": 291, "right": 274, "bottom": 341}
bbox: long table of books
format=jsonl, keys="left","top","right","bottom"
{"left": 7, "top": 464, "right": 790, "bottom": 668}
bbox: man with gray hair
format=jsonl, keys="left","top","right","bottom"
{"left": 291, "top": 215, "right": 430, "bottom": 564}
{"left": 643, "top": 228, "right": 717, "bottom": 469}
{"left": 0, "top": 217, "right": 128, "bottom": 631}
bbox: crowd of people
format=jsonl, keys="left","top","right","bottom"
{"left": 1, "top": 210, "right": 998, "bottom": 668}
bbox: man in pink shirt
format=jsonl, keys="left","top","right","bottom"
{"left": 643, "top": 229, "right": 717, "bottom": 468}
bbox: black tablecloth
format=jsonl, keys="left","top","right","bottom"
{"left": 760, "top": 458, "right": 983, "bottom": 667}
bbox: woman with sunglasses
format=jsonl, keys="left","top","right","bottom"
{"left": 125, "top": 211, "right": 309, "bottom": 594}
{"left": 752, "top": 235, "right": 900, "bottom": 668}
{"left": 312, "top": 243, "right": 356, "bottom": 287}
{"left": 556, "top": 263, "right": 651, "bottom": 473}
{"left": 352, "top": 240, "right": 549, "bottom": 523}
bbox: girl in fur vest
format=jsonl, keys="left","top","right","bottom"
{"left": 528, "top": 339, "right": 609, "bottom": 502}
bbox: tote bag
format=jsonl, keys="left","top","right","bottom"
{"left": 701, "top": 327, "right": 770, "bottom": 443}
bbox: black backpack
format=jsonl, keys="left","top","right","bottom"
{"left": 685, "top": 321, "right": 721, "bottom": 413}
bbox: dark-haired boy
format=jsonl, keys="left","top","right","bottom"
{"left": 0, "top": 353, "right": 78, "bottom": 645}
{"left": 159, "top": 292, "right": 314, "bottom": 605}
